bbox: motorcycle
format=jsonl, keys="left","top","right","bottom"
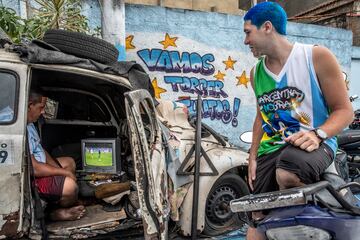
{"left": 337, "top": 129, "right": 360, "bottom": 183}
{"left": 336, "top": 95, "right": 360, "bottom": 183}
{"left": 230, "top": 132, "right": 360, "bottom": 240}
{"left": 348, "top": 95, "right": 360, "bottom": 130}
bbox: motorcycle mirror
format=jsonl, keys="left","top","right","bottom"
{"left": 350, "top": 95, "right": 359, "bottom": 102}
{"left": 239, "top": 131, "right": 253, "bottom": 144}
{"left": 343, "top": 72, "right": 350, "bottom": 90}
{"left": 342, "top": 72, "right": 348, "bottom": 81}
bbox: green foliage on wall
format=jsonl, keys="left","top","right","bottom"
{"left": 0, "top": 6, "right": 25, "bottom": 42}
{"left": 0, "top": 0, "right": 92, "bottom": 43}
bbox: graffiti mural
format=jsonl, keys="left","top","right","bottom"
{"left": 126, "top": 32, "right": 257, "bottom": 144}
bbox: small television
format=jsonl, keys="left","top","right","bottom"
{"left": 81, "top": 138, "right": 121, "bottom": 174}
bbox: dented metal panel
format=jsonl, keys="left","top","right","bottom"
{"left": 0, "top": 59, "right": 29, "bottom": 238}
{"left": 125, "top": 90, "right": 169, "bottom": 240}
{"left": 154, "top": 100, "right": 250, "bottom": 236}
{"left": 0, "top": 211, "right": 20, "bottom": 239}
{"left": 178, "top": 146, "right": 249, "bottom": 236}
{"left": 0, "top": 160, "right": 23, "bottom": 238}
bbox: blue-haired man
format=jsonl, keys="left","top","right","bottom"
{"left": 243, "top": 2, "right": 353, "bottom": 239}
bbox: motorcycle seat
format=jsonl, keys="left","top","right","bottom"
{"left": 316, "top": 172, "right": 359, "bottom": 210}
{"left": 338, "top": 129, "right": 360, "bottom": 147}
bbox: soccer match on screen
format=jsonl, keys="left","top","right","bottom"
{"left": 84, "top": 144, "right": 113, "bottom": 167}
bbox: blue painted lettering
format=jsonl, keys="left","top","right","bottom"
{"left": 137, "top": 49, "right": 215, "bottom": 75}
{"left": 177, "top": 98, "right": 241, "bottom": 127}
{"left": 164, "top": 76, "right": 228, "bottom": 98}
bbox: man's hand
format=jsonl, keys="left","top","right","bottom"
{"left": 285, "top": 131, "right": 321, "bottom": 152}
{"left": 248, "top": 159, "right": 257, "bottom": 191}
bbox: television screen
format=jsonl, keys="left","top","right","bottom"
{"left": 84, "top": 142, "right": 113, "bottom": 167}
{"left": 81, "top": 139, "right": 121, "bottom": 174}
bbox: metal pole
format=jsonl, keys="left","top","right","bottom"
{"left": 100, "top": 0, "right": 126, "bottom": 61}
{"left": 191, "top": 95, "right": 202, "bottom": 239}
{"left": 19, "top": 0, "right": 28, "bottom": 19}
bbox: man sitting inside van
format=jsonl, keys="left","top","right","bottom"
{"left": 27, "top": 89, "right": 85, "bottom": 221}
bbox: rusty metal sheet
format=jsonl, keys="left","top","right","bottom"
{"left": 0, "top": 211, "right": 19, "bottom": 239}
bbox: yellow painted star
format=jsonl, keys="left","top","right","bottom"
{"left": 152, "top": 78, "right": 167, "bottom": 99}
{"left": 126, "top": 35, "right": 135, "bottom": 50}
{"left": 236, "top": 70, "right": 250, "bottom": 88}
{"left": 159, "top": 33, "right": 178, "bottom": 49}
{"left": 223, "top": 56, "right": 237, "bottom": 70}
{"left": 214, "top": 70, "right": 226, "bottom": 81}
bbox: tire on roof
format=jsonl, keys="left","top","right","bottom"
{"left": 43, "top": 29, "right": 119, "bottom": 64}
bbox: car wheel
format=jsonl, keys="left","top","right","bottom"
{"left": 203, "top": 173, "right": 249, "bottom": 236}
{"left": 43, "top": 29, "right": 119, "bottom": 64}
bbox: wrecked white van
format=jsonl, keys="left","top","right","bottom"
{"left": 0, "top": 31, "right": 249, "bottom": 239}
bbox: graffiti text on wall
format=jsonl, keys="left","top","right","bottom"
{"left": 137, "top": 49, "right": 215, "bottom": 75}
{"left": 177, "top": 97, "right": 241, "bottom": 127}
{"left": 164, "top": 76, "right": 228, "bottom": 98}
{"left": 129, "top": 33, "right": 250, "bottom": 127}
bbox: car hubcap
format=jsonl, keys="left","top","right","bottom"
{"left": 206, "top": 185, "right": 237, "bottom": 225}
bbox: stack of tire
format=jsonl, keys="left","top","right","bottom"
{"left": 43, "top": 29, "right": 119, "bottom": 64}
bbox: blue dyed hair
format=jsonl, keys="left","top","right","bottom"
{"left": 244, "top": 2, "right": 287, "bottom": 35}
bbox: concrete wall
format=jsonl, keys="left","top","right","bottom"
{"left": 350, "top": 46, "right": 360, "bottom": 110}
{"left": 1, "top": 0, "right": 20, "bottom": 13}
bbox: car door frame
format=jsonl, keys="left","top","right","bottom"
{"left": 0, "top": 62, "right": 30, "bottom": 238}
{"left": 124, "top": 89, "right": 169, "bottom": 239}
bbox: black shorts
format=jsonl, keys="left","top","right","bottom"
{"left": 253, "top": 143, "right": 334, "bottom": 194}
{"left": 35, "top": 175, "right": 65, "bottom": 202}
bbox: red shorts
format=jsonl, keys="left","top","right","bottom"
{"left": 35, "top": 175, "right": 65, "bottom": 202}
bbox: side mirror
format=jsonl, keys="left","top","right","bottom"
{"left": 239, "top": 131, "right": 253, "bottom": 144}
{"left": 343, "top": 72, "right": 350, "bottom": 90}
{"left": 342, "top": 72, "right": 348, "bottom": 81}
{"left": 350, "top": 95, "right": 358, "bottom": 102}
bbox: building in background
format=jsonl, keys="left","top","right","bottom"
{"left": 125, "top": 0, "right": 245, "bottom": 15}
{"left": 287, "top": 0, "right": 360, "bottom": 47}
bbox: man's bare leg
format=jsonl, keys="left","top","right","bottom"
{"left": 45, "top": 153, "right": 76, "bottom": 175}
{"left": 57, "top": 157, "right": 76, "bottom": 175}
{"left": 247, "top": 169, "right": 304, "bottom": 239}
{"left": 247, "top": 169, "right": 305, "bottom": 237}
{"left": 247, "top": 227, "right": 266, "bottom": 240}
{"left": 246, "top": 211, "right": 266, "bottom": 240}
{"left": 276, "top": 168, "right": 305, "bottom": 190}
{"left": 50, "top": 176, "right": 85, "bottom": 221}
{"left": 50, "top": 205, "right": 85, "bottom": 221}
{"left": 59, "top": 177, "right": 78, "bottom": 207}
